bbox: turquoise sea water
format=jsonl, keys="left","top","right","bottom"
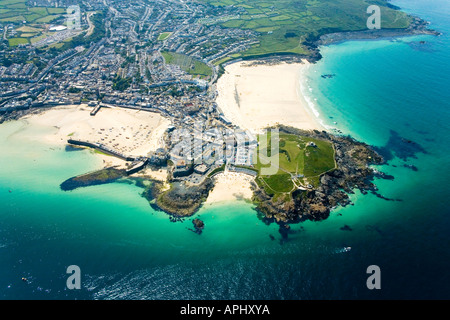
{"left": 1, "top": 0, "right": 449, "bottom": 299}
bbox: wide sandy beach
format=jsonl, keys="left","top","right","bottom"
{"left": 215, "top": 60, "right": 322, "bottom": 134}
{"left": 23, "top": 104, "right": 171, "bottom": 171}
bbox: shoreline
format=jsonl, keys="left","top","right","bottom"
{"left": 4, "top": 104, "right": 257, "bottom": 206}
{"left": 23, "top": 104, "right": 169, "bottom": 150}
{"left": 2, "top": 65, "right": 392, "bottom": 222}
{"left": 210, "top": 14, "right": 440, "bottom": 70}
{"left": 3, "top": 22, "right": 432, "bottom": 217}
{"left": 316, "top": 17, "right": 440, "bottom": 48}
{"left": 21, "top": 104, "right": 171, "bottom": 179}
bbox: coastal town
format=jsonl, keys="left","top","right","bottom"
{"left": 0, "top": 0, "right": 257, "bottom": 110}
{"left": 0, "top": 0, "right": 433, "bottom": 221}
{"left": 0, "top": 0, "right": 264, "bottom": 186}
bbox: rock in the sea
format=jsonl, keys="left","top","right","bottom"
{"left": 192, "top": 218, "right": 205, "bottom": 234}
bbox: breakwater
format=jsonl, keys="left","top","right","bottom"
{"left": 126, "top": 159, "right": 149, "bottom": 175}
{"left": 67, "top": 139, "right": 151, "bottom": 176}
{"left": 90, "top": 104, "right": 102, "bottom": 116}
{"left": 67, "top": 139, "right": 136, "bottom": 162}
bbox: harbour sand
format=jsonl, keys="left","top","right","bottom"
{"left": 23, "top": 104, "right": 171, "bottom": 173}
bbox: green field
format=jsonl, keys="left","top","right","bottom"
{"left": 8, "top": 36, "right": 28, "bottom": 46}
{"left": 29, "top": 32, "right": 48, "bottom": 44}
{"left": 202, "top": 0, "right": 412, "bottom": 62}
{"left": 0, "top": 0, "right": 63, "bottom": 26}
{"left": 0, "top": 0, "right": 68, "bottom": 46}
{"left": 157, "top": 32, "right": 172, "bottom": 41}
{"left": 254, "top": 132, "right": 336, "bottom": 197}
{"left": 46, "top": 7, "right": 66, "bottom": 14}
{"left": 161, "top": 51, "right": 213, "bottom": 78}
{"left": 16, "top": 25, "right": 42, "bottom": 32}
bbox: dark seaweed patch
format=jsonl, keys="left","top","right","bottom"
{"left": 373, "top": 130, "right": 427, "bottom": 162}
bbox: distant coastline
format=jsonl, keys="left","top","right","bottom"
{"left": 316, "top": 16, "right": 440, "bottom": 48}
{"left": 213, "top": 13, "right": 440, "bottom": 68}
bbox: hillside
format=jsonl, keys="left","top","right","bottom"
{"left": 201, "top": 0, "right": 413, "bottom": 62}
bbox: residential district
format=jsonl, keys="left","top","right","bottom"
{"left": 0, "top": 0, "right": 262, "bottom": 184}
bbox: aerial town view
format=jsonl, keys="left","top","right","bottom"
{"left": 0, "top": 0, "right": 449, "bottom": 306}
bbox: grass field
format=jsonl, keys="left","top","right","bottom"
{"left": 16, "top": 25, "right": 42, "bottom": 32}
{"left": 46, "top": 7, "right": 65, "bottom": 14}
{"left": 254, "top": 132, "right": 336, "bottom": 197}
{"left": 157, "top": 32, "right": 172, "bottom": 41}
{"left": 162, "top": 51, "right": 213, "bottom": 78}
{"left": 0, "top": 0, "right": 64, "bottom": 30}
{"left": 29, "top": 33, "right": 48, "bottom": 44}
{"left": 0, "top": 0, "right": 68, "bottom": 46}
{"left": 0, "top": 2, "right": 62, "bottom": 23}
{"left": 8, "top": 36, "right": 28, "bottom": 46}
{"left": 202, "top": 0, "right": 412, "bottom": 60}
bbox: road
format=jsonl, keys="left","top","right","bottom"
{"left": 85, "top": 12, "right": 96, "bottom": 37}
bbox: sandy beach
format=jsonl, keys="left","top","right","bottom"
{"left": 23, "top": 104, "right": 171, "bottom": 172}
{"left": 215, "top": 60, "right": 322, "bottom": 134}
{"left": 205, "top": 171, "right": 254, "bottom": 204}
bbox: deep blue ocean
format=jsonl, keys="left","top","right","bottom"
{"left": 0, "top": 0, "right": 449, "bottom": 299}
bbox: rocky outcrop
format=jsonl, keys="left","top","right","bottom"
{"left": 252, "top": 126, "right": 388, "bottom": 223}
{"left": 316, "top": 16, "right": 440, "bottom": 48}
{"left": 148, "top": 179, "right": 214, "bottom": 217}
{"left": 191, "top": 218, "right": 205, "bottom": 234}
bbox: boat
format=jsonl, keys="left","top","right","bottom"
{"left": 335, "top": 246, "right": 352, "bottom": 253}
